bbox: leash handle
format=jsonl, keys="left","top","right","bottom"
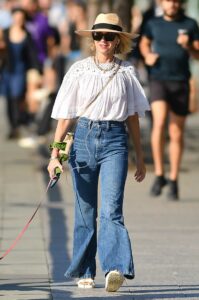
{"left": 49, "top": 154, "right": 68, "bottom": 188}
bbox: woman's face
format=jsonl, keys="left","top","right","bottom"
{"left": 93, "top": 31, "right": 119, "bottom": 57}
{"left": 12, "top": 11, "right": 26, "bottom": 27}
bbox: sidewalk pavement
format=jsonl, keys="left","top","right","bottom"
{"left": 0, "top": 97, "right": 199, "bottom": 300}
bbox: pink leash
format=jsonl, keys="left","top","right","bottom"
{"left": 0, "top": 178, "right": 54, "bottom": 260}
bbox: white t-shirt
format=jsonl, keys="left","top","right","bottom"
{"left": 51, "top": 56, "right": 150, "bottom": 121}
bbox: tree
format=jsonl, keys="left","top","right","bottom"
{"left": 86, "top": 0, "right": 99, "bottom": 28}
{"left": 113, "top": 0, "right": 134, "bottom": 32}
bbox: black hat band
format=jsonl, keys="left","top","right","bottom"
{"left": 92, "top": 23, "right": 123, "bottom": 32}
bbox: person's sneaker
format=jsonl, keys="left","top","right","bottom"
{"left": 105, "top": 270, "right": 124, "bottom": 292}
{"left": 150, "top": 175, "right": 167, "bottom": 196}
{"left": 167, "top": 180, "right": 179, "bottom": 200}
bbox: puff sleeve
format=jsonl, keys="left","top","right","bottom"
{"left": 125, "top": 66, "right": 150, "bottom": 117}
{"left": 51, "top": 62, "right": 80, "bottom": 120}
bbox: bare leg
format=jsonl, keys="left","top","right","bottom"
{"left": 151, "top": 101, "right": 169, "bottom": 176}
{"left": 168, "top": 112, "right": 186, "bottom": 180}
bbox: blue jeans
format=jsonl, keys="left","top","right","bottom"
{"left": 65, "top": 117, "right": 134, "bottom": 279}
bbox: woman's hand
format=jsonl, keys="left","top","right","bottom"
{"left": 126, "top": 115, "right": 146, "bottom": 182}
{"left": 47, "top": 158, "right": 63, "bottom": 179}
{"left": 134, "top": 157, "right": 146, "bottom": 182}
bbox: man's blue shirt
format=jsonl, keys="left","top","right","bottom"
{"left": 143, "top": 15, "right": 199, "bottom": 81}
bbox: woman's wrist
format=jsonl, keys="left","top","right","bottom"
{"left": 50, "top": 156, "right": 59, "bottom": 161}
{"left": 51, "top": 148, "right": 59, "bottom": 158}
{"left": 50, "top": 141, "right": 66, "bottom": 151}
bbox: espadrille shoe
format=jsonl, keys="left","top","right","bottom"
{"left": 105, "top": 270, "right": 124, "bottom": 292}
{"left": 77, "top": 278, "right": 95, "bottom": 289}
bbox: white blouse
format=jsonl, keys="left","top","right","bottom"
{"left": 51, "top": 56, "right": 150, "bottom": 121}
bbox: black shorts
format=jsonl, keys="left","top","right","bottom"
{"left": 149, "top": 80, "right": 190, "bottom": 116}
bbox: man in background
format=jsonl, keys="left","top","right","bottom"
{"left": 140, "top": 0, "right": 199, "bottom": 200}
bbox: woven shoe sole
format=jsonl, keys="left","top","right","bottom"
{"left": 105, "top": 271, "right": 124, "bottom": 292}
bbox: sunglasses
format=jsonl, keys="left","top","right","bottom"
{"left": 92, "top": 32, "right": 117, "bottom": 42}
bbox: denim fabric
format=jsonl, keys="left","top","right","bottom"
{"left": 4, "top": 71, "right": 26, "bottom": 99}
{"left": 65, "top": 117, "right": 134, "bottom": 280}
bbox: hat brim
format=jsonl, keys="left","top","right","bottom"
{"left": 75, "top": 29, "right": 139, "bottom": 39}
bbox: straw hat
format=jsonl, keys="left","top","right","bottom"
{"left": 76, "top": 13, "right": 137, "bottom": 39}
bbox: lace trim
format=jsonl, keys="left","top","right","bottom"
{"left": 66, "top": 56, "right": 136, "bottom": 78}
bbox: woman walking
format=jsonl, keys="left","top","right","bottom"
{"left": 3, "top": 7, "right": 38, "bottom": 139}
{"left": 48, "top": 13, "right": 150, "bottom": 292}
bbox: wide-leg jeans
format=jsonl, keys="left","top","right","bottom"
{"left": 65, "top": 117, "right": 134, "bottom": 279}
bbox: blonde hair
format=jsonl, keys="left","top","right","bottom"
{"left": 117, "top": 34, "right": 133, "bottom": 55}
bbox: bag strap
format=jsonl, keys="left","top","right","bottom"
{"left": 78, "top": 59, "right": 122, "bottom": 118}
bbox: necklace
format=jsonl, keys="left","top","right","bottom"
{"left": 94, "top": 56, "right": 116, "bottom": 73}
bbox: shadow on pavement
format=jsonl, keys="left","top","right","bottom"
{"left": 0, "top": 280, "right": 53, "bottom": 299}
{"left": 1, "top": 283, "right": 199, "bottom": 299}
{"left": 42, "top": 169, "right": 71, "bottom": 283}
